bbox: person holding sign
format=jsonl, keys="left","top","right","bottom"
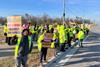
{"left": 37, "top": 30, "right": 48, "bottom": 67}
{"left": 38, "top": 26, "right": 54, "bottom": 67}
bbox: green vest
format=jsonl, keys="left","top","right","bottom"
{"left": 15, "top": 36, "right": 32, "bottom": 57}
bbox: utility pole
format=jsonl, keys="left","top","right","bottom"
{"left": 63, "top": 0, "right": 66, "bottom": 25}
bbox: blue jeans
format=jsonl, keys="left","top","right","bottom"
{"left": 16, "top": 56, "right": 28, "bottom": 67}
{"left": 78, "top": 39, "right": 83, "bottom": 47}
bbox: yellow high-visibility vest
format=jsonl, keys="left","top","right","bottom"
{"left": 78, "top": 30, "right": 85, "bottom": 40}
{"left": 15, "top": 36, "right": 32, "bottom": 57}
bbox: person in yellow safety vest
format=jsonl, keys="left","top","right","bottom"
{"left": 38, "top": 25, "right": 43, "bottom": 33}
{"left": 29, "top": 25, "right": 38, "bottom": 41}
{"left": 53, "top": 29, "right": 59, "bottom": 56}
{"left": 37, "top": 29, "right": 55, "bottom": 67}
{"left": 77, "top": 29, "right": 85, "bottom": 47}
{"left": 15, "top": 29, "right": 33, "bottom": 67}
{"left": 37, "top": 31, "right": 54, "bottom": 67}
{"left": 57, "top": 24, "right": 60, "bottom": 31}
{"left": 73, "top": 28, "right": 77, "bottom": 41}
{"left": 49, "top": 25, "right": 53, "bottom": 31}
{"left": 65, "top": 28, "right": 69, "bottom": 49}
{"left": 4, "top": 24, "right": 8, "bottom": 43}
{"left": 59, "top": 25, "right": 66, "bottom": 52}
{"left": 69, "top": 28, "right": 74, "bottom": 38}
{"left": 82, "top": 28, "right": 87, "bottom": 35}
{"left": 83, "top": 27, "right": 89, "bottom": 35}
{"left": 85, "top": 27, "right": 89, "bottom": 35}
{"left": 4, "top": 24, "right": 8, "bottom": 33}
{"left": 67, "top": 28, "right": 74, "bottom": 48}
{"left": 56, "top": 24, "right": 60, "bottom": 36}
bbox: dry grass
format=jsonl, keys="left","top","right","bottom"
{"left": 0, "top": 48, "right": 55, "bottom": 67}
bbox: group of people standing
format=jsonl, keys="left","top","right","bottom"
{"left": 14, "top": 23, "right": 89, "bottom": 67}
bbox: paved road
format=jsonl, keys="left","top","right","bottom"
{"left": 0, "top": 42, "right": 37, "bottom": 59}
{"left": 0, "top": 45, "right": 14, "bottom": 59}
{"left": 47, "top": 24, "right": 100, "bottom": 67}
{"left": 63, "top": 25, "right": 100, "bottom": 67}
{"left": 63, "top": 43, "right": 100, "bottom": 67}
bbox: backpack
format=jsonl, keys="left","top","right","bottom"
{"left": 10, "top": 35, "right": 18, "bottom": 45}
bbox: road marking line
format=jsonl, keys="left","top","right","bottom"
{"left": 0, "top": 50, "right": 14, "bottom": 52}
{"left": 58, "top": 48, "right": 78, "bottom": 66}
